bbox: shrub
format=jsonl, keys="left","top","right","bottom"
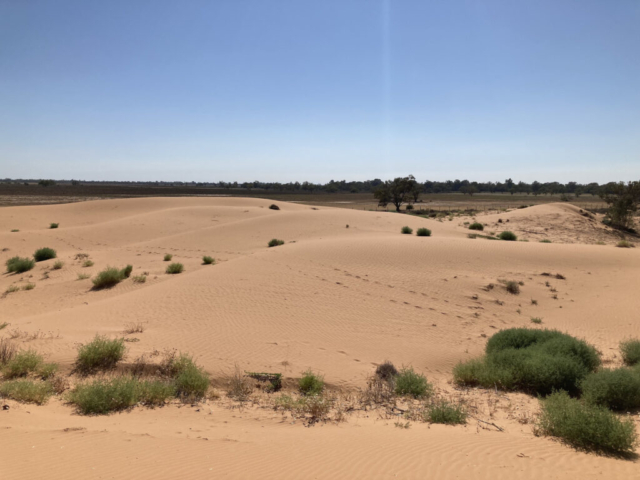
{"left": 22, "top": 283, "right": 36, "bottom": 291}
{"left": 616, "top": 240, "right": 634, "bottom": 248}
{"left": 83, "top": 260, "right": 94, "bottom": 267}
{"left": 375, "top": 361, "right": 398, "bottom": 381}
{"left": 581, "top": 368, "right": 640, "bottom": 411}
{"left": 405, "top": 204, "right": 414, "bottom": 211}
{"left": 38, "top": 362, "right": 58, "bottom": 380}
{"left": 530, "top": 317, "right": 542, "bottom": 324}
{"left": 166, "top": 263, "right": 184, "bottom": 274}
{"left": 160, "top": 353, "right": 210, "bottom": 400}
{"left": 68, "top": 377, "right": 139, "bottom": 415}
{"left": 35, "top": 248, "right": 59, "bottom": 263}
{"left": 0, "top": 380, "right": 53, "bottom": 404}
{"left": 49, "top": 223, "right": 59, "bottom": 229}
{"left": 132, "top": 275, "right": 146, "bottom": 283}
{"left": 268, "top": 239, "right": 285, "bottom": 247}
{"left": 11, "top": 229, "right": 19, "bottom": 232}
{"left": 401, "top": 226, "right": 413, "bottom": 234}
{"left": 5, "top": 285, "right": 20, "bottom": 294}
{"left": 202, "top": 256, "right": 215, "bottom": 265}
{"left": 536, "top": 391, "right": 637, "bottom": 454}
{"left": 92, "top": 267, "right": 125, "bottom": 289}
{"left": 0, "top": 338, "right": 18, "bottom": 364}
{"left": 226, "top": 364, "right": 253, "bottom": 401}
{"left": 468, "top": 222, "right": 484, "bottom": 231}
{"left": 540, "top": 239, "right": 552, "bottom": 243}
{"left": 299, "top": 370, "right": 324, "bottom": 396}
{"left": 3, "top": 350, "right": 43, "bottom": 378}
{"left": 137, "top": 379, "right": 176, "bottom": 406}
{"left": 620, "top": 339, "right": 640, "bottom": 366}
{"left": 52, "top": 260, "right": 64, "bottom": 270}
{"left": 75, "top": 335, "right": 125, "bottom": 374}
{"left": 394, "top": 367, "right": 433, "bottom": 398}
{"left": 6, "top": 256, "right": 35, "bottom": 273}
{"left": 425, "top": 399, "right": 467, "bottom": 425}
{"left": 77, "top": 273, "right": 90, "bottom": 280}
{"left": 499, "top": 231, "right": 517, "bottom": 241}
{"left": 505, "top": 281, "right": 520, "bottom": 294}
{"left": 121, "top": 264, "right": 133, "bottom": 278}
{"left": 454, "top": 328, "right": 600, "bottom": 396}
{"left": 416, "top": 228, "right": 431, "bottom": 237}
{"left": 163, "top": 254, "right": 173, "bottom": 261}
{"left": 269, "top": 204, "right": 280, "bottom": 210}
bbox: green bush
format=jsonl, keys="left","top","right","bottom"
{"left": 83, "top": 260, "right": 94, "bottom": 267}
{"left": 269, "top": 204, "right": 280, "bottom": 210}
{"left": 160, "top": 353, "right": 209, "bottom": 400}
{"left": 401, "top": 226, "right": 413, "bottom": 234}
{"left": 34, "top": 247, "right": 57, "bottom": 261}
{"left": 163, "top": 254, "right": 173, "bottom": 261}
{"left": 616, "top": 240, "right": 634, "bottom": 248}
{"left": 581, "top": 368, "right": 640, "bottom": 411}
{"left": 468, "top": 222, "right": 484, "bottom": 231}
{"left": 394, "top": 367, "right": 433, "bottom": 398}
{"left": 75, "top": 335, "right": 125, "bottom": 374}
{"left": 121, "top": 264, "right": 133, "bottom": 278}
{"left": 202, "top": 256, "right": 215, "bottom": 265}
{"left": 68, "top": 377, "right": 140, "bottom": 414}
{"left": 425, "top": 399, "right": 467, "bottom": 425}
{"left": 540, "top": 239, "right": 552, "bottom": 243}
{"left": 454, "top": 328, "right": 600, "bottom": 396}
{"left": 3, "top": 350, "right": 43, "bottom": 379}
{"left": 620, "top": 339, "right": 640, "bottom": 366}
{"left": 49, "top": 223, "right": 59, "bottom": 229}
{"left": 268, "top": 239, "right": 285, "bottom": 247}
{"left": 92, "top": 267, "right": 125, "bottom": 289}
{"left": 299, "top": 370, "right": 324, "bottom": 396}
{"left": 416, "top": 228, "right": 431, "bottom": 237}
{"left": 38, "top": 362, "right": 58, "bottom": 380}
{"left": 537, "top": 391, "right": 637, "bottom": 454}
{"left": 132, "top": 275, "right": 146, "bottom": 283}
{"left": 505, "top": 281, "right": 520, "bottom": 294}
{"left": 0, "top": 379, "right": 53, "bottom": 405}
{"left": 6, "top": 256, "right": 35, "bottom": 273}
{"left": 166, "top": 263, "right": 184, "bottom": 274}
{"left": 499, "top": 231, "right": 517, "bottom": 241}
{"left": 137, "top": 379, "right": 177, "bottom": 406}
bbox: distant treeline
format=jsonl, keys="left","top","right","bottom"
{"left": 0, "top": 177, "right": 625, "bottom": 197}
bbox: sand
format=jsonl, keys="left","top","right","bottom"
{"left": 1, "top": 198, "right": 638, "bottom": 479}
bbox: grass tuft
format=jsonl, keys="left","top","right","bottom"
{"left": 92, "top": 267, "right": 125, "bottom": 289}
{"left": 616, "top": 240, "right": 634, "bottom": 248}
{"left": 425, "top": 399, "right": 467, "bottom": 425}
{"left": 163, "top": 254, "right": 173, "bottom": 261}
{"left": 83, "top": 260, "right": 94, "bottom": 267}
{"left": 75, "top": 335, "right": 125, "bottom": 374}
{"left": 394, "top": 367, "right": 433, "bottom": 398}
{"left": 3, "top": 350, "right": 43, "bottom": 378}
{"left": 49, "top": 223, "right": 59, "bottom": 229}
{"left": 6, "top": 256, "right": 35, "bottom": 274}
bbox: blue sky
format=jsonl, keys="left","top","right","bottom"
{"left": 1, "top": 0, "right": 638, "bottom": 183}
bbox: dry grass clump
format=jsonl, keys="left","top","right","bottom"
{"left": 505, "top": 280, "right": 520, "bottom": 294}
{"left": 132, "top": 275, "right": 146, "bottom": 283}
{"left": 83, "top": 260, "right": 94, "bottom": 267}
{"left": 77, "top": 273, "right": 90, "bottom": 280}
{"left": 52, "top": 260, "right": 64, "bottom": 270}
{"left": 75, "top": 335, "right": 126, "bottom": 374}
{"left": 424, "top": 398, "right": 467, "bottom": 425}
{"left": 530, "top": 317, "right": 542, "bottom": 324}
{"left": 0, "top": 338, "right": 18, "bottom": 364}
{"left": 5, "top": 285, "right": 20, "bottom": 294}
{"left": 616, "top": 240, "right": 634, "bottom": 248}
{"left": 166, "top": 263, "right": 184, "bottom": 274}
{"left": 226, "top": 364, "right": 253, "bottom": 401}
{"left": 124, "top": 322, "right": 145, "bottom": 334}
{"left": 274, "top": 394, "right": 333, "bottom": 423}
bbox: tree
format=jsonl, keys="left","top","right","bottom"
{"left": 460, "top": 185, "right": 477, "bottom": 196}
{"left": 600, "top": 181, "right": 640, "bottom": 231}
{"left": 374, "top": 175, "right": 419, "bottom": 212}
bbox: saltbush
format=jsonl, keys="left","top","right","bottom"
{"left": 468, "top": 222, "right": 484, "bottom": 231}
{"left": 394, "top": 367, "right": 433, "bottom": 398}
{"left": 34, "top": 247, "right": 57, "bottom": 262}
{"left": 499, "top": 231, "right": 517, "bottom": 241}
{"left": 416, "top": 228, "right": 431, "bottom": 237}
{"left": 166, "top": 263, "right": 184, "bottom": 274}
{"left": 75, "top": 335, "right": 125, "bottom": 374}
{"left": 401, "top": 226, "right": 413, "bottom": 235}
{"left": 620, "top": 339, "right": 640, "bottom": 366}
{"left": 6, "top": 257, "right": 35, "bottom": 274}
{"left": 581, "top": 368, "right": 640, "bottom": 411}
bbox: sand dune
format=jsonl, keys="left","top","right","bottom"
{"left": 1, "top": 198, "right": 639, "bottom": 479}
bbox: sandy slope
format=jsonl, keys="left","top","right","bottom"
{"left": 1, "top": 198, "right": 639, "bottom": 479}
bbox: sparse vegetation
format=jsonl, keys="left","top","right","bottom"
{"left": 3, "top": 350, "right": 43, "bottom": 379}
{"left": 161, "top": 353, "right": 210, "bottom": 400}
{"left": 226, "top": 364, "right": 253, "bottom": 401}
{"left": 6, "top": 256, "right": 35, "bottom": 273}
{"left": 468, "top": 222, "right": 484, "bottom": 231}
{"left": 425, "top": 399, "right": 467, "bottom": 425}
{"left": 268, "top": 239, "right": 285, "bottom": 247}
{"left": 0, "top": 379, "right": 53, "bottom": 405}
{"left": 121, "top": 264, "right": 133, "bottom": 278}
{"left": 375, "top": 361, "right": 398, "bottom": 381}
{"left": 202, "top": 256, "right": 215, "bottom": 265}
{"left": 530, "top": 317, "right": 542, "bottom": 324}
{"left": 0, "top": 338, "right": 17, "bottom": 364}
{"left": 11, "top": 229, "right": 19, "bottom": 232}
{"left": 92, "top": 267, "right": 125, "bottom": 289}
{"left": 299, "top": 370, "right": 324, "bottom": 396}
{"left": 540, "top": 239, "right": 552, "bottom": 243}
{"left": 416, "top": 227, "right": 431, "bottom": 237}
{"left": 600, "top": 180, "right": 640, "bottom": 231}
{"left": 505, "top": 281, "right": 520, "bottom": 294}
{"left": 52, "top": 260, "right": 64, "bottom": 270}
{"left": 166, "top": 263, "right": 184, "bottom": 274}
{"left": 75, "top": 335, "right": 126, "bottom": 374}
{"left": 77, "top": 273, "right": 90, "bottom": 280}
{"left": 498, "top": 231, "right": 517, "bottom": 241}
{"left": 616, "top": 240, "right": 634, "bottom": 248}
{"left": 83, "top": 260, "right": 94, "bottom": 267}
{"left": 21, "top": 283, "right": 36, "bottom": 291}
{"left": 620, "top": 339, "right": 640, "bottom": 366}
{"left": 49, "top": 223, "right": 59, "bottom": 229}
{"left": 394, "top": 367, "right": 432, "bottom": 399}
{"left": 536, "top": 391, "right": 637, "bottom": 454}
{"left": 5, "top": 285, "right": 20, "bottom": 294}
{"left": 401, "top": 226, "right": 413, "bottom": 234}
{"left": 163, "top": 254, "right": 173, "bottom": 261}
{"left": 454, "top": 328, "right": 600, "bottom": 396}
{"left": 132, "top": 275, "right": 147, "bottom": 283}
{"left": 34, "top": 247, "right": 57, "bottom": 262}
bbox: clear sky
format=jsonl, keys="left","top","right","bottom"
{"left": 1, "top": 1, "right": 639, "bottom": 183}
